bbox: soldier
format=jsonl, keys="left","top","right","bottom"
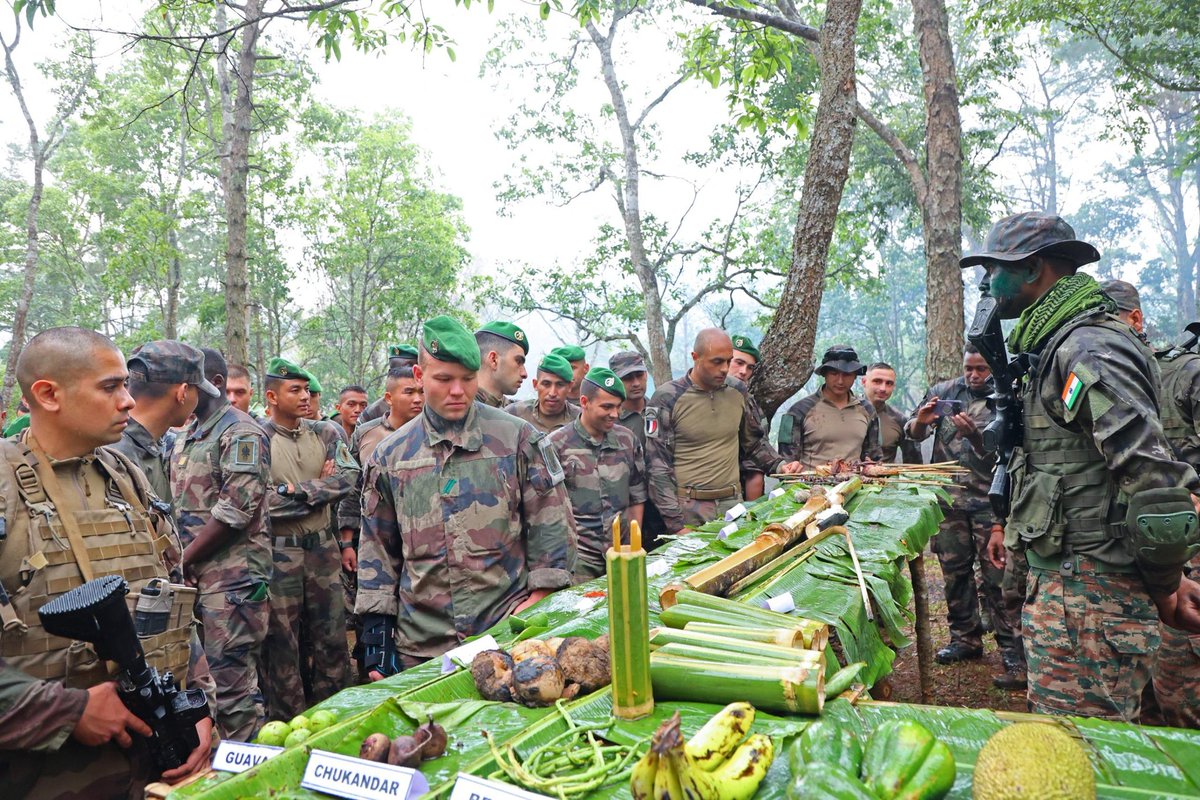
{"left": 300, "top": 370, "right": 324, "bottom": 422}
{"left": 611, "top": 351, "right": 650, "bottom": 448}
{"left": 1102, "top": 279, "right": 1200, "bottom": 729}
{"left": 907, "top": 346, "right": 1023, "bottom": 689}
{"left": 646, "top": 328, "right": 802, "bottom": 534}
{"left": 226, "top": 364, "right": 255, "bottom": 415}
{"left": 260, "top": 358, "right": 357, "bottom": 719}
{"left": 332, "top": 385, "right": 369, "bottom": 441}
{"left": 864, "top": 362, "right": 921, "bottom": 464}
{"left": 507, "top": 353, "right": 580, "bottom": 434}
{"left": 475, "top": 322, "right": 529, "bottom": 408}
{"left": 550, "top": 345, "right": 589, "bottom": 404}
{"left": 964, "top": 211, "right": 1200, "bottom": 721}
{"left": 778, "top": 346, "right": 883, "bottom": 467}
{"left": 0, "top": 327, "right": 214, "bottom": 796}
{"left": 170, "top": 348, "right": 272, "bottom": 742}
{"left": 2, "top": 399, "right": 30, "bottom": 438}
{"left": 729, "top": 334, "right": 769, "bottom": 501}
{"left": 359, "top": 345, "right": 419, "bottom": 426}
{"left": 111, "top": 341, "right": 219, "bottom": 505}
{"left": 549, "top": 367, "right": 646, "bottom": 580}
{"left": 355, "top": 316, "right": 577, "bottom": 676}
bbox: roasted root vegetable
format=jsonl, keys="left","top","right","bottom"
{"left": 471, "top": 650, "right": 516, "bottom": 702}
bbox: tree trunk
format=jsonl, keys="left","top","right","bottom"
{"left": 911, "top": 0, "right": 964, "bottom": 386}
{"left": 2, "top": 155, "right": 45, "bottom": 406}
{"left": 753, "top": 0, "right": 862, "bottom": 416}
{"left": 220, "top": 0, "right": 263, "bottom": 366}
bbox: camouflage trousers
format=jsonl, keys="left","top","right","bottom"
{"left": 1002, "top": 548, "right": 1029, "bottom": 658}
{"left": 1023, "top": 561, "right": 1160, "bottom": 721}
{"left": 1, "top": 739, "right": 155, "bottom": 800}
{"left": 263, "top": 537, "right": 350, "bottom": 720}
{"left": 680, "top": 494, "right": 743, "bottom": 529}
{"left": 197, "top": 585, "right": 269, "bottom": 742}
{"left": 931, "top": 508, "right": 1017, "bottom": 653}
{"left": 1153, "top": 624, "right": 1200, "bottom": 729}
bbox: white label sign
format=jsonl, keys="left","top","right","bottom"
{"left": 301, "top": 749, "right": 427, "bottom": 800}
{"left": 724, "top": 503, "right": 747, "bottom": 521}
{"left": 442, "top": 634, "right": 500, "bottom": 673}
{"left": 449, "top": 771, "right": 553, "bottom": 800}
{"left": 762, "top": 594, "right": 796, "bottom": 613}
{"left": 646, "top": 559, "right": 670, "bottom": 578}
{"left": 769, "top": 487, "right": 787, "bottom": 499}
{"left": 717, "top": 522, "right": 738, "bottom": 540}
{"left": 211, "top": 740, "right": 283, "bottom": 773}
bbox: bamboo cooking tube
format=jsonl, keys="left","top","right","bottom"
{"left": 607, "top": 516, "right": 653, "bottom": 719}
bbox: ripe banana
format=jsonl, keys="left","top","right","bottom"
{"left": 709, "top": 733, "right": 774, "bottom": 800}
{"left": 685, "top": 701, "right": 756, "bottom": 772}
{"left": 674, "top": 748, "right": 722, "bottom": 800}
{"left": 631, "top": 750, "right": 659, "bottom": 800}
{"left": 655, "top": 742, "right": 685, "bottom": 800}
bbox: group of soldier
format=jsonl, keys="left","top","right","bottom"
{"left": 2, "top": 209, "right": 1200, "bottom": 799}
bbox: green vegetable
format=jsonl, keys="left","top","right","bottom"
{"left": 787, "top": 762, "right": 875, "bottom": 800}
{"left": 509, "top": 612, "right": 551, "bottom": 632}
{"left": 861, "top": 719, "right": 956, "bottom": 800}
{"left": 824, "top": 661, "right": 866, "bottom": 699}
{"left": 788, "top": 720, "right": 862, "bottom": 776}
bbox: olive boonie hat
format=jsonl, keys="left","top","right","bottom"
{"left": 550, "top": 344, "right": 586, "bottom": 364}
{"left": 731, "top": 334, "right": 760, "bottom": 361}
{"left": 538, "top": 353, "right": 574, "bottom": 383}
{"left": 609, "top": 350, "right": 646, "bottom": 379}
{"left": 478, "top": 321, "right": 530, "bottom": 354}
{"left": 583, "top": 366, "right": 626, "bottom": 400}
{"left": 815, "top": 345, "right": 866, "bottom": 376}
{"left": 425, "top": 316, "right": 482, "bottom": 370}
{"left": 128, "top": 340, "right": 220, "bottom": 397}
{"left": 1099, "top": 279, "right": 1141, "bottom": 313}
{"left": 388, "top": 343, "right": 419, "bottom": 361}
{"left": 960, "top": 212, "right": 1100, "bottom": 269}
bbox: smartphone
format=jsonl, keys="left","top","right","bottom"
{"left": 934, "top": 399, "right": 963, "bottom": 417}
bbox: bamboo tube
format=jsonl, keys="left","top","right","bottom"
{"left": 649, "top": 627, "right": 824, "bottom": 664}
{"left": 683, "top": 622, "right": 807, "bottom": 648}
{"left": 726, "top": 543, "right": 819, "bottom": 597}
{"left": 649, "top": 654, "right": 825, "bottom": 716}
{"left": 607, "top": 516, "right": 653, "bottom": 719}
{"left": 673, "top": 588, "right": 826, "bottom": 631}
{"left": 654, "top": 643, "right": 819, "bottom": 668}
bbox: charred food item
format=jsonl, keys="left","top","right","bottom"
{"left": 510, "top": 639, "right": 556, "bottom": 663}
{"left": 512, "top": 655, "right": 566, "bottom": 707}
{"left": 416, "top": 715, "right": 448, "bottom": 760}
{"left": 556, "top": 637, "right": 611, "bottom": 695}
{"left": 471, "top": 649, "right": 516, "bottom": 702}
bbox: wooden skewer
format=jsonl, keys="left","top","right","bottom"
{"left": 839, "top": 525, "right": 874, "bottom": 622}
{"left": 631, "top": 519, "right": 642, "bottom": 552}
{"left": 612, "top": 514, "right": 621, "bottom": 552}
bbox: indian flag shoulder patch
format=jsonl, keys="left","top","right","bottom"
{"left": 1062, "top": 371, "right": 1084, "bottom": 410}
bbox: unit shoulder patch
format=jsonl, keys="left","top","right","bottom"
{"left": 230, "top": 435, "right": 260, "bottom": 473}
{"left": 644, "top": 406, "right": 660, "bottom": 439}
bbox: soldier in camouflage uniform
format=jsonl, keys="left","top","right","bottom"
{"left": 356, "top": 317, "right": 577, "bottom": 676}
{"left": 475, "top": 322, "right": 529, "bottom": 408}
{"left": 549, "top": 367, "right": 647, "bottom": 580}
{"left": 610, "top": 350, "right": 667, "bottom": 552}
{"left": 1102, "top": 279, "right": 1200, "bottom": 729}
{"left": 170, "top": 348, "right": 273, "bottom": 742}
{"left": 646, "top": 329, "right": 802, "bottom": 534}
{"left": 359, "top": 345, "right": 419, "bottom": 426}
{"left": 226, "top": 363, "right": 255, "bottom": 415}
{"left": 110, "top": 341, "right": 219, "bottom": 505}
{"left": 0, "top": 327, "right": 215, "bottom": 797}
{"left": 507, "top": 353, "right": 581, "bottom": 434}
{"left": 778, "top": 346, "right": 884, "bottom": 466}
{"left": 908, "top": 346, "right": 1024, "bottom": 688}
{"left": 964, "top": 211, "right": 1200, "bottom": 721}
{"left": 260, "top": 358, "right": 358, "bottom": 719}
{"left": 729, "top": 335, "right": 770, "bottom": 501}
{"left": 863, "top": 362, "right": 921, "bottom": 463}
{"left": 550, "top": 345, "right": 589, "bottom": 404}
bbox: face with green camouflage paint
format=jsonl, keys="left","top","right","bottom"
{"left": 980, "top": 259, "right": 1038, "bottom": 316}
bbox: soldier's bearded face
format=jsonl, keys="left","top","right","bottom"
{"left": 730, "top": 353, "right": 757, "bottom": 383}
{"left": 536, "top": 373, "right": 570, "bottom": 415}
{"left": 56, "top": 347, "right": 136, "bottom": 448}
{"left": 416, "top": 362, "right": 476, "bottom": 421}
{"left": 622, "top": 370, "right": 648, "bottom": 401}
{"left": 981, "top": 261, "right": 1037, "bottom": 316}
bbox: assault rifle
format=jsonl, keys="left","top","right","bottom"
{"left": 38, "top": 574, "right": 210, "bottom": 772}
{"left": 1163, "top": 321, "right": 1200, "bottom": 358}
{"left": 967, "top": 296, "right": 1024, "bottom": 520}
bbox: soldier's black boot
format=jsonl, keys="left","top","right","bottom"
{"left": 992, "top": 649, "right": 1027, "bottom": 690}
{"left": 935, "top": 641, "right": 984, "bottom": 664}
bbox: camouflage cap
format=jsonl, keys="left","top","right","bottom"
{"left": 477, "top": 321, "right": 530, "bottom": 354}
{"left": 538, "top": 353, "right": 574, "bottom": 383}
{"left": 550, "top": 344, "right": 587, "bottom": 364}
{"left": 815, "top": 344, "right": 866, "bottom": 376}
{"left": 583, "top": 366, "right": 626, "bottom": 400}
{"left": 388, "top": 343, "right": 420, "bottom": 361}
{"left": 128, "top": 340, "right": 220, "bottom": 397}
{"left": 731, "top": 334, "right": 760, "bottom": 361}
{"left": 609, "top": 350, "right": 647, "bottom": 378}
{"left": 265, "top": 357, "right": 310, "bottom": 384}
{"left": 960, "top": 211, "right": 1100, "bottom": 269}
{"left": 425, "top": 316, "right": 482, "bottom": 370}
{"left": 1100, "top": 279, "right": 1141, "bottom": 313}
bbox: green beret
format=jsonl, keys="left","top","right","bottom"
{"left": 299, "top": 368, "right": 323, "bottom": 395}
{"left": 266, "top": 357, "right": 309, "bottom": 383}
{"left": 731, "top": 334, "right": 761, "bottom": 361}
{"left": 478, "top": 321, "right": 530, "bottom": 354}
{"left": 424, "top": 315, "right": 482, "bottom": 370}
{"left": 583, "top": 366, "right": 625, "bottom": 400}
{"left": 550, "top": 344, "right": 586, "bottom": 363}
{"left": 538, "top": 353, "right": 574, "bottom": 383}
{"left": 388, "top": 343, "right": 419, "bottom": 360}
{"left": 3, "top": 414, "right": 30, "bottom": 438}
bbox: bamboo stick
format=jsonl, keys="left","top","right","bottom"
{"left": 682, "top": 622, "right": 807, "bottom": 648}
{"left": 649, "top": 627, "right": 824, "bottom": 664}
{"left": 654, "top": 643, "right": 820, "bottom": 668}
{"left": 649, "top": 654, "right": 825, "bottom": 715}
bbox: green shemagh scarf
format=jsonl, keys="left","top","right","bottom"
{"left": 1007, "top": 273, "right": 1116, "bottom": 353}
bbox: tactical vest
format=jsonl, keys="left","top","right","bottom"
{"left": 1156, "top": 350, "right": 1200, "bottom": 462}
{"left": 0, "top": 440, "right": 194, "bottom": 686}
{"left": 1006, "top": 311, "right": 1130, "bottom": 557}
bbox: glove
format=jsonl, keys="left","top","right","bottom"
{"left": 360, "top": 613, "right": 401, "bottom": 676}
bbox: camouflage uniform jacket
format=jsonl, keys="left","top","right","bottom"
{"left": 475, "top": 387, "right": 506, "bottom": 409}
{"left": 170, "top": 401, "right": 273, "bottom": 593}
{"left": 1156, "top": 350, "right": 1200, "bottom": 469}
{"left": 645, "top": 372, "right": 785, "bottom": 533}
{"left": 355, "top": 403, "right": 577, "bottom": 661}
{"left": 739, "top": 392, "right": 772, "bottom": 476}
{"left": 0, "top": 656, "right": 88, "bottom": 751}
{"left": 109, "top": 417, "right": 172, "bottom": 506}
{"left": 549, "top": 419, "right": 648, "bottom": 572}
{"left": 261, "top": 418, "right": 358, "bottom": 537}
{"left": 358, "top": 396, "right": 388, "bottom": 426}
{"left": 876, "top": 402, "right": 922, "bottom": 464}
{"left": 618, "top": 405, "right": 647, "bottom": 450}
{"left": 337, "top": 415, "right": 398, "bottom": 534}
{"left": 777, "top": 389, "right": 883, "bottom": 466}
{"left": 505, "top": 398, "right": 580, "bottom": 434}
{"left": 906, "top": 376, "right": 996, "bottom": 512}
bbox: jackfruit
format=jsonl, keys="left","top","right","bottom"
{"left": 972, "top": 722, "right": 1095, "bottom": 800}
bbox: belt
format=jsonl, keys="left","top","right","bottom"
{"left": 1026, "top": 550, "right": 1136, "bottom": 575}
{"left": 272, "top": 531, "right": 326, "bottom": 551}
{"left": 678, "top": 484, "right": 738, "bottom": 501}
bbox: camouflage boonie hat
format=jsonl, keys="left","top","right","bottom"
{"left": 538, "top": 353, "right": 574, "bottom": 383}
{"left": 388, "top": 343, "right": 419, "bottom": 361}
{"left": 425, "top": 316, "right": 482, "bottom": 370}
{"left": 609, "top": 350, "right": 647, "bottom": 379}
{"left": 815, "top": 344, "right": 866, "bottom": 376}
{"left": 550, "top": 345, "right": 586, "bottom": 364}
{"left": 731, "top": 334, "right": 760, "bottom": 361}
{"left": 583, "top": 366, "right": 626, "bottom": 400}
{"left": 1100, "top": 279, "right": 1141, "bottom": 313}
{"left": 960, "top": 211, "right": 1100, "bottom": 269}
{"left": 128, "top": 340, "right": 220, "bottom": 397}
{"left": 477, "top": 321, "right": 530, "bottom": 354}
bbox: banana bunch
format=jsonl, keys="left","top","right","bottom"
{"left": 632, "top": 702, "right": 774, "bottom": 800}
